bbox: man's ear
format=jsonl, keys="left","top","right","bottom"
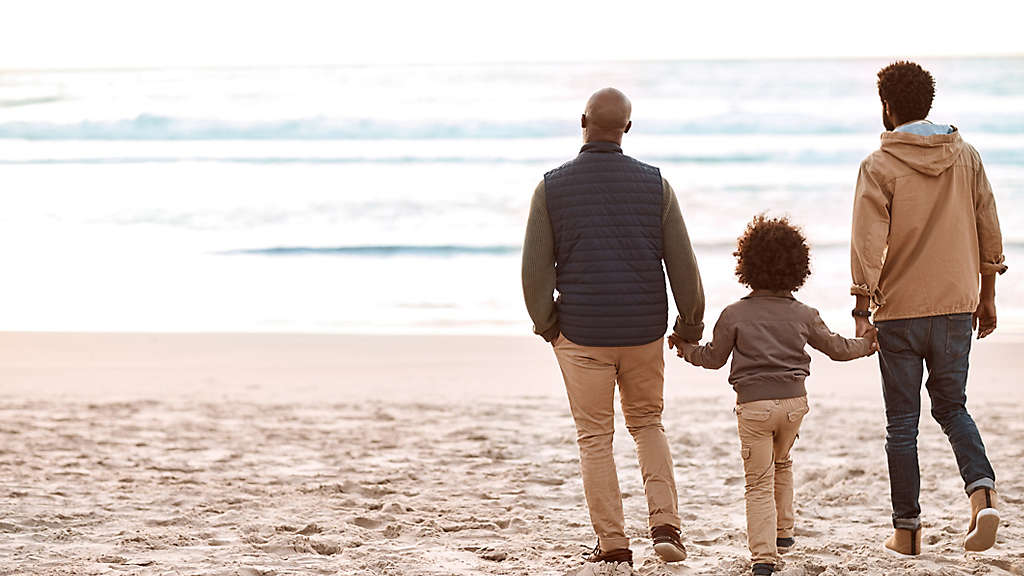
{"left": 581, "top": 114, "right": 587, "bottom": 129}
{"left": 623, "top": 120, "right": 631, "bottom": 134}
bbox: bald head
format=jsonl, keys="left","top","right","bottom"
{"left": 582, "top": 88, "right": 632, "bottom": 143}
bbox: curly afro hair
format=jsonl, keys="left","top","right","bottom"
{"left": 734, "top": 215, "right": 811, "bottom": 292}
{"left": 877, "top": 61, "right": 935, "bottom": 123}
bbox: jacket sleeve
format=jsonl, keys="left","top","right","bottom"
{"left": 521, "top": 180, "right": 560, "bottom": 341}
{"left": 850, "top": 158, "right": 892, "bottom": 307}
{"left": 806, "top": 309, "right": 873, "bottom": 361}
{"left": 972, "top": 149, "right": 1008, "bottom": 276}
{"left": 683, "top": 309, "right": 734, "bottom": 369}
{"left": 662, "top": 179, "right": 706, "bottom": 341}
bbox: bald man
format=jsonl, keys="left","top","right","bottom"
{"left": 522, "top": 88, "right": 704, "bottom": 566}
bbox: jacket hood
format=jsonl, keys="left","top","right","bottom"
{"left": 880, "top": 128, "right": 963, "bottom": 176}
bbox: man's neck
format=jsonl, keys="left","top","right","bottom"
{"left": 583, "top": 133, "right": 623, "bottom": 146}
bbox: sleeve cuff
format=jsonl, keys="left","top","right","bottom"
{"left": 672, "top": 317, "right": 704, "bottom": 342}
{"left": 850, "top": 284, "right": 873, "bottom": 297}
{"left": 537, "top": 323, "right": 561, "bottom": 342}
{"left": 850, "top": 284, "right": 886, "bottom": 307}
{"left": 682, "top": 345, "right": 701, "bottom": 366}
{"left": 981, "top": 259, "right": 1008, "bottom": 276}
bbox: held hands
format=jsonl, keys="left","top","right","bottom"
{"left": 667, "top": 333, "right": 699, "bottom": 360}
{"left": 863, "top": 326, "right": 879, "bottom": 354}
{"left": 855, "top": 316, "right": 880, "bottom": 355}
{"left": 974, "top": 298, "right": 997, "bottom": 339}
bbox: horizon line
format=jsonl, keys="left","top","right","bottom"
{"left": 2, "top": 53, "right": 1023, "bottom": 73}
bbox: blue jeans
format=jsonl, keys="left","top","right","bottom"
{"left": 876, "top": 313, "right": 995, "bottom": 530}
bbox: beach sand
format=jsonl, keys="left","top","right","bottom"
{"left": 0, "top": 332, "right": 1020, "bottom": 576}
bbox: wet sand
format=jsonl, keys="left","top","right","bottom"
{"left": 0, "top": 332, "right": 1020, "bottom": 575}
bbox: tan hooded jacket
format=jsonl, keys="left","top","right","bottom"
{"left": 851, "top": 128, "right": 1007, "bottom": 322}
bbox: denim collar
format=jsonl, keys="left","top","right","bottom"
{"left": 893, "top": 119, "right": 954, "bottom": 136}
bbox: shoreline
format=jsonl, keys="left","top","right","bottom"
{"left": 2, "top": 330, "right": 1021, "bottom": 402}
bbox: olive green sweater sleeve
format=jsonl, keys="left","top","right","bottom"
{"left": 521, "top": 180, "right": 560, "bottom": 341}
{"left": 662, "top": 179, "right": 706, "bottom": 341}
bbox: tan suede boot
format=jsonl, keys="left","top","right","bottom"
{"left": 884, "top": 526, "right": 921, "bottom": 557}
{"left": 965, "top": 487, "right": 999, "bottom": 552}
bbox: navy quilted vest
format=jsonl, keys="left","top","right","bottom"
{"left": 545, "top": 141, "right": 667, "bottom": 347}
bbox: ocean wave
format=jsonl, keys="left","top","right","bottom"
{"left": 5, "top": 114, "right": 1024, "bottom": 141}
{"left": 5, "top": 149, "right": 1024, "bottom": 166}
{"left": 220, "top": 241, "right": 872, "bottom": 257}
{"left": 222, "top": 245, "right": 524, "bottom": 257}
{"left": 0, "top": 153, "right": 772, "bottom": 165}
{"left": 0, "top": 95, "right": 64, "bottom": 108}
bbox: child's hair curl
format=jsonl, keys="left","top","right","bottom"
{"left": 734, "top": 215, "right": 811, "bottom": 292}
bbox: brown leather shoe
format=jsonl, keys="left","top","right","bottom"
{"left": 584, "top": 541, "right": 633, "bottom": 565}
{"left": 884, "top": 526, "right": 921, "bottom": 557}
{"left": 965, "top": 487, "right": 999, "bottom": 552}
{"left": 651, "top": 525, "right": 687, "bottom": 562}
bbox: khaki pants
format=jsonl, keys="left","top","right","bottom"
{"left": 736, "top": 396, "right": 809, "bottom": 565}
{"left": 553, "top": 334, "right": 679, "bottom": 552}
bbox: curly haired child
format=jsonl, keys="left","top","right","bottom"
{"left": 671, "top": 215, "right": 877, "bottom": 576}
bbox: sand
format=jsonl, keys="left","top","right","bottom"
{"left": 0, "top": 332, "right": 1020, "bottom": 576}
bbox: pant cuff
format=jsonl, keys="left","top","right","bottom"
{"left": 776, "top": 529, "right": 795, "bottom": 539}
{"left": 648, "top": 512, "right": 680, "bottom": 530}
{"left": 965, "top": 477, "right": 995, "bottom": 496}
{"left": 893, "top": 516, "right": 921, "bottom": 531}
{"left": 599, "top": 536, "right": 630, "bottom": 552}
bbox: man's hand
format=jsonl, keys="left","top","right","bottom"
{"left": 974, "top": 298, "right": 997, "bottom": 339}
{"left": 854, "top": 315, "right": 874, "bottom": 338}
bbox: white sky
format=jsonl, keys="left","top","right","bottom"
{"left": 3, "top": 0, "right": 1023, "bottom": 69}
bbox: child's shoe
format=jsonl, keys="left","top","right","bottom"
{"left": 965, "top": 487, "right": 999, "bottom": 552}
{"left": 752, "top": 563, "right": 774, "bottom": 575}
{"left": 651, "top": 525, "right": 687, "bottom": 562}
{"left": 776, "top": 537, "right": 795, "bottom": 554}
{"left": 884, "top": 526, "right": 921, "bottom": 557}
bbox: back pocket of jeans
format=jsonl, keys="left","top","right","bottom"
{"left": 945, "top": 315, "right": 973, "bottom": 358}
{"left": 877, "top": 319, "right": 912, "bottom": 354}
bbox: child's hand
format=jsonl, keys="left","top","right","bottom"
{"left": 667, "top": 333, "right": 693, "bottom": 353}
{"left": 668, "top": 333, "right": 700, "bottom": 360}
{"left": 676, "top": 341, "right": 699, "bottom": 359}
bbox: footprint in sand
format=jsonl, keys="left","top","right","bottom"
{"left": 570, "top": 561, "right": 633, "bottom": 576}
{"left": 689, "top": 527, "right": 725, "bottom": 545}
{"left": 351, "top": 516, "right": 382, "bottom": 529}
